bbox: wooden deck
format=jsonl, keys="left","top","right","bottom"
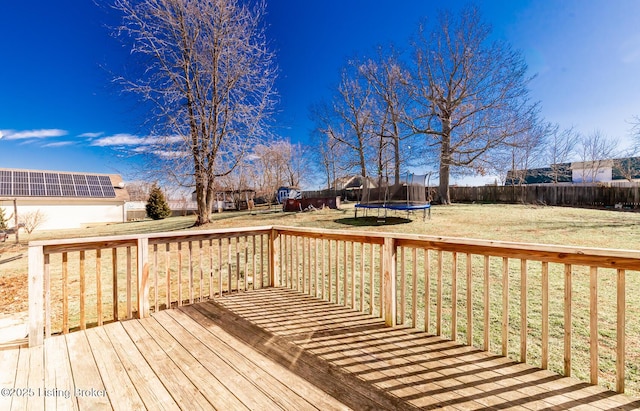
{"left": 3, "top": 288, "right": 640, "bottom": 410}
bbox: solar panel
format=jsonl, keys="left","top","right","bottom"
{"left": 86, "top": 175, "right": 104, "bottom": 197}
{"left": 13, "top": 172, "right": 29, "bottom": 196}
{"left": 44, "top": 173, "right": 62, "bottom": 196}
{"left": 0, "top": 170, "right": 117, "bottom": 199}
{"left": 98, "top": 176, "right": 116, "bottom": 197}
{"left": 0, "top": 171, "right": 12, "bottom": 196}
{"left": 29, "top": 172, "right": 46, "bottom": 196}
{"left": 73, "top": 174, "right": 91, "bottom": 197}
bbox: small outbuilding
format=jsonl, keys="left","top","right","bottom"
{"left": 0, "top": 168, "right": 130, "bottom": 231}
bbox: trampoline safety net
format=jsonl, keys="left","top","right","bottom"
{"left": 359, "top": 173, "right": 429, "bottom": 207}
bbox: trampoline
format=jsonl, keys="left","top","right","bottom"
{"left": 355, "top": 173, "right": 431, "bottom": 221}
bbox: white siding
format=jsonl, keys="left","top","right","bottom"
{"left": 1, "top": 202, "right": 125, "bottom": 231}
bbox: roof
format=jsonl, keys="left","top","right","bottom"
{"left": 0, "top": 168, "right": 129, "bottom": 203}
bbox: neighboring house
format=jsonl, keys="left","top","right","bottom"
{"left": 0, "top": 168, "right": 130, "bottom": 231}
{"left": 506, "top": 157, "right": 640, "bottom": 185}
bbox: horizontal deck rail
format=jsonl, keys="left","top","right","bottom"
{"left": 29, "top": 225, "right": 640, "bottom": 394}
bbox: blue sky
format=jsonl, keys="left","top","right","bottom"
{"left": 1, "top": 1, "right": 640, "bottom": 184}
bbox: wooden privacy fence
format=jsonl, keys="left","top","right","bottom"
{"left": 309, "top": 185, "right": 640, "bottom": 208}
{"left": 29, "top": 226, "right": 640, "bottom": 394}
{"left": 448, "top": 184, "right": 640, "bottom": 208}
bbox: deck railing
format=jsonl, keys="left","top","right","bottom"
{"left": 29, "top": 225, "right": 640, "bottom": 394}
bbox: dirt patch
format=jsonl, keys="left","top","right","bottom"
{"left": 0, "top": 243, "right": 28, "bottom": 314}
{"left": 0, "top": 272, "right": 28, "bottom": 314}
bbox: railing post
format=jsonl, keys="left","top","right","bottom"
{"left": 270, "top": 228, "right": 280, "bottom": 287}
{"left": 382, "top": 237, "right": 396, "bottom": 327}
{"left": 137, "top": 237, "right": 150, "bottom": 318}
{"left": 28, "top": 244, "right": 44, "bottom": 347}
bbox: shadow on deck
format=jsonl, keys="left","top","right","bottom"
{"left": 2, "top": 287, "right": 640, "bottom": 410}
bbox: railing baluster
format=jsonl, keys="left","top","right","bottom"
{"left": 437, "top": 250, "right": 442, "bottom": 336}
{"left": 452, "top": 252, "right": 458, "bottom": 341}
{"left": 412, "top": 247, "right": 417, "bottom": 329}
{"left": 177, "top": 242, "right": 183, "bottom": 306}
{"left": 199, "top": 240, "right": 204, "bottom": 301}
{"left": 166, "top": 243, "right": 171, "bottom": 309}
{"left": 590, "top": 266, "right": 598, "bottom": 385}
{"left": 96, "top": 249, "right": 102, "bottom": 326}
{"left": 564, "top": 264, "right": 572, "bottom": 377}
{"left": 424, "top": 249, "right": 431, "bottom": 333}
{"left": 189, "top": 241, "right": 194, "bottom": 304}
{"left": 541, "top": 261, "right": 549, "bottom": 369}
{"left": 314, "top": 238, "right": 319, "bottom": 297}
{"left": 218, "top": 239, "right": 223, "bottom": 296}
{"left": 235, "top": 237, "right": 240, "bottom": 292}
{"left": 227, "top": 238, "right": 232, "bottom": 294}
{"left": 502, "top": 257, "right": 509, "bottom": 357}
{"left": 127, "top": 246, "right": 132, "bottom": 319}
{"left": 466, "top": 253, "right": 472, "bottom": 347}
{"left": 63, "top": 252, "right": 69, "bottom": 333}
{"left": 616, "top": 268, "right": 626, "bottom": 393}
{"left": 44, "top": 253, "right": 51, "bottom": 338}
{"left": 328, "top": 240, "right": 333, "bottom": 302}
{"left": 369, "top": 243, "right": 374, "bottom": 316}
{"left": 520, "top": 259, "right": 527, "bottom": 362}
{"left": 112, "top": 248, "right": 118, "bottom": 321}
{"left": 80, "top": 251, "right": 86, "bottom": 330}
{"left": 209, "top": 239, "right": 214, "bottom": 297}
{"left": 483, "top": 256, "right": 490, "bottom": 351}
{"left": 360, "top": 242, "right": 365, "bottom": 313}
{"left": 322, "top": 239, "right": 327, "bottom": 301}
{"left": 400, "top": 246, "right": 406, "bottom": 325}
{"left": 351, "top": 241, "right": 355, "bottom": 309}
{"left": 252, "top": 235, "right": 256, "bottom": 290}
{"left": 153, "top": 244, "right": 158, "bottom": 312}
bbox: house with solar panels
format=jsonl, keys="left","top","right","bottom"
{"left": 0, "top": 168, "right": 130, "bottom": 231}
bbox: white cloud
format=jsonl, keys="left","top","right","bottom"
{"left": 91, "top": 133, "right": 183, "bottom": 147}
{"left": 0, "top": 128, "right": 67, "bottom": 140}
{"left": 91, "top": 133, "right": 144, "bottom": 146}
{"left": 42, "top": 141, "right": 74, "bottom": 148}
{"left": 78, "top": 132, "right": 104, "bottom": 138}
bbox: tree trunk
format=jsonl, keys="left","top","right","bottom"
{"left": 439, "top": 160, "right": 450, "bottom": 205}
{"left": 194, "top": 178, "right": 209, "bottom": 226}
{"left": 439, "top": 117, "right": 452, "bottom": 205}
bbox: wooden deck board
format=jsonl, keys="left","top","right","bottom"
{"left": 65, "top": 331, "right": 110, "bottom": 410}
{"left": 44, "top": 335, "right": 78, "bottom": 411}
{"left": 0, "top": 348, "right": 19, "bottom": 410}
{"left": 84, "top": 327, "right": 146, "bottom": 411}
{"left": 120, "top": 319, "right": 215, "bottom": 410}
{"left": 164, "top": 307, "right": 339, "bottom": 411}
{"left": 2, "top": 287, "right": 640, "bottom": 410}
{"left": 213, "top": 288, "right": 640, "bottom": 410}
{"left": 101, "top": 322, "right": 179, "bottom": 410}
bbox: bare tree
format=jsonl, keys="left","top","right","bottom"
{"left": 546, "top": 125, "right": 580, "bottom": 183}
{"left": 313, "top": 62, "right": 376, "bottom": 178}
{"left": 409, "top": 6, "right": 538, "bottom": 204}
{"left": 113, "top": 0, "right": 277, "bottom": 225}
{"left": 493, "top": 121, "right": 549, "bottom": 185}
{"left": 125, "top": 181, "right": 154, "bottom": 201}
{"left": 244, "top": 139, "right": 305, "bottom": 202}
{"left": 310, "top": 129, "right": 343, "bottom": 190}
{"left": 20, "top": 210, "right": 46, "bottom": 234}
{"left": 358, "top": 47, "right": 413, "bottom": 181}
{"left": 576, "top": 130, "right": 619, "bottom": 183}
